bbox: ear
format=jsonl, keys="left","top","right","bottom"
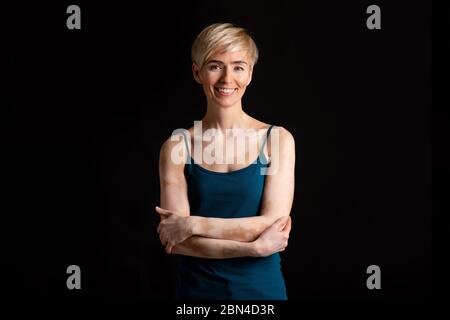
{"left": 192, "top": 63, "right": 202, "bottom": 84}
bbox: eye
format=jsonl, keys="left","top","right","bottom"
{"left": 209, "top": 64, "right": 222, "bottom": 71}
{"left": 234, "top": 66, "right": 245, "bottom": 71}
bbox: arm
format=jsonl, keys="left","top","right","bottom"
{"left": 158, "top": 134, "right": 191, "bottom": 216}
{"left": 172, "top": 214, "right": 291, "bottom": 259}
{"left": 170, "top": 127, "right": 296, "bottom": 242}
{"left": 171, "top": 236, "right": 258, "bottom": 259}
{"left": 158, "top": 134, "right": 280, "bottom": 258}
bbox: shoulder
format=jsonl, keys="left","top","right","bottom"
{"left": 252, "top": 118, "right": 294, "bottom": 145}
{"left": 160, "top": 134, "right": 182, "bottom": 158}
{"left": 270, "top": 126, "right": 295, "bottom": 149}
{"left": 160, "top": 127, "right": 191, "bottom": 153}
{"left": 159, "top": 129, "right": 190, "bottom": 175}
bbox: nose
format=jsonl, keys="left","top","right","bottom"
{"left": 219, "top": 66, "right": 232, "bottom": 84}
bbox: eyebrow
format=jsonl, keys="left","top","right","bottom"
{"left": 207, "top": 60, "right": 248, "bottom": 65}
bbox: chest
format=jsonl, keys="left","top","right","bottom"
{"left": 189, "top": 135, "right": 270, "bottom": 173}
{"left": 186, "top": 163, "right": 267, "bottom": 218}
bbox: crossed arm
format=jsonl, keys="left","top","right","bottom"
{"left": 156, "top": 127, "right": 295, "bottom": 259}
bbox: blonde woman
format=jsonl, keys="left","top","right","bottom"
{"left": 156, "top": 23, "right": 295, "bottom": 299}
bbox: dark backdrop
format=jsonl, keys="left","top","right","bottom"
{"left": 5, "top": 0, "right": 431, "bottom": 303}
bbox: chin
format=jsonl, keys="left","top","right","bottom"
{"left": 215, "top": 97, "right": 240, "bottom": 108}
{"left": 217, "top": 102, "right": 237, "bottom": 108}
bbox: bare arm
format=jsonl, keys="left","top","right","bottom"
{"left": 172, "top": 214, "right": 291, "bottom": 259}
{"left": 171, "top": 236, "right": 257, "bottom": 259}
{"left": 188, "top": 216, "right": 270, "bottom": 242}
{"left": 158, "top": 133, "right": 276, "bottom": 258}
{"left": 186, "top": 127, "right": 296, "bottom": 242}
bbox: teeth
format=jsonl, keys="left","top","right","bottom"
{"left": 217, "top": 87, "right": 235, "bottom": 93}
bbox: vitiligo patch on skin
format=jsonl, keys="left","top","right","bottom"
{"left": 175, "top": 237, "right": 217, "bottom": 258}
{"left": 198, "top": 216, "right": 270, "bottom": 242}
{"left": 173, "top": 236, "right": 249, "bottom": 259}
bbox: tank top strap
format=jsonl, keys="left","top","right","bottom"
{"left": 179, "top": 129, "right": 191, "bottom": 163}
{"left": 181, "top": 126, "right": 274, "bottom": 165}
{"left": 260, "top": 124, "right": 275, "bottom": 152}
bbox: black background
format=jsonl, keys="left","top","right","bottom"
{"left": 5, "top": 0, "right": 431, "bottom": 306}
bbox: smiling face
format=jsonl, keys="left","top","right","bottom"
{"left": 193, "top": 50, "right": 253, "bottom": 109}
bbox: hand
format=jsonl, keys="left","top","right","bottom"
{"left": 155, "top": 206, "right": 192, "bottom": 254}
{"left": 253, "top": 216, "right": 291, "bottom": 257}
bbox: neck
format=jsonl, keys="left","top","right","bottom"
{"left": 202, "top": 100, "right": 249, "bottom": 131}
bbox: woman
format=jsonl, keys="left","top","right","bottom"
{"left": 156, "top": 23, "right": 295, "bottom": 300}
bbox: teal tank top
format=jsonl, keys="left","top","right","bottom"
{"left": 176, "top": 124, "right": 287, "bottom": 300}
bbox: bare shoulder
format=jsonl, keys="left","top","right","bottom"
{"left": 160, "top": 134, "right": 182, "bottom": 160}
{"left": 268, "top": 126, "right": 295, "bottom": 151}
{"left": 276, "top": 126, "right": 295, "bottom": 146}
{"left": 159, "top": 131, "right": 189, "bottom": 180}
{"left": 266, "top": 126, "right": 295, "bottom": 175}
{"left": 254, "top": 119, "right": 294, "bottom": 145}
{"left": 161, "top": 125, "right": 193, "bottom": 152}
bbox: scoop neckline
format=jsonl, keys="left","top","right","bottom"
{"left": 189, "top": 155, "right": 267, "bottom": 175}
{"left": 185, "top": 124, "right": 273, "bottom": 175}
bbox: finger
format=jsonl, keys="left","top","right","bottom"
{"left": 155, "top": 206, "right": 170, "bottom": 215}
{"left": 166, "top": 243, "right": 173, "bottom": 254}
{"left": 160, "top": 233, "right": 166, "bottom": 244}
{"left": 273, "top": 216, "right": 288, "bottom": 226}
{"left": 273, "top": 216, "right": 289, "bottom": 231}
{"left": 157, "top": 220, "right": 167, "bottom": 233}
{"left": 157, "top": 222, "right": 162, "bottom": 234}
{"left": 282, "top": 216, "right": 292, "bottom": 233}
{"left": 156, "top": 210, "right": 170, "bottom": 221}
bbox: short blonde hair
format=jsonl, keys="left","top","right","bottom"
{"left": 191, "top": 23, "right": 259, "bottom": 69}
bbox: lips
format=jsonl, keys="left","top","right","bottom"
{"left": 215, "top": 87, "right": 237, "bottom": 96}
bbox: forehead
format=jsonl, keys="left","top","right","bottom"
{"left": 207, "top": 50, "right": 250, "bottom": 64}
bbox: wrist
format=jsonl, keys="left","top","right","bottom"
{"left": 188, "top": 216, "right": 200, "bottom": 236}
{"left": 250, "top": 240, "right": 262, "bottom": 257}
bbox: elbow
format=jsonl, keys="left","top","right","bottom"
{"left": 242, "top": 217, "right": 274, "bottom": 242}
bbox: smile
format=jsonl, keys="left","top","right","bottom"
{"left": 215, "top": 87, "right": 237, "bottom": 96}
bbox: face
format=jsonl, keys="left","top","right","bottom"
{"left": 193, "top": 50, "right": 253, "bottom": 108}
